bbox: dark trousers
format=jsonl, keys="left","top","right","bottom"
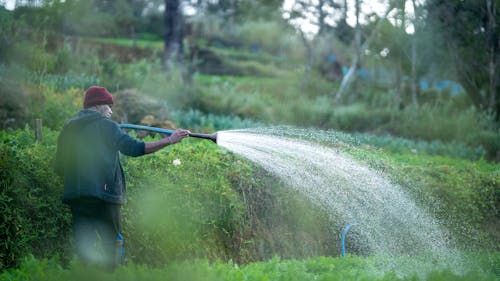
{"left": 70, "top": 198, "right": 123, "bottom": 269}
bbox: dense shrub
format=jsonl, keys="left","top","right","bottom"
{"left": 0, "top": 128, "right": 70, "bottom": 270}
{"left": 232, "top": 20, "right": 303, "bottom": 57}
{"left": 24, "top": 86, "right": 82, "bottom": 130}
{"left": 328, "top": 104, "right": 393, "bottom": 132}
{"left": 387, "top": 104, "right": 500, "bottom": 160}
{"left": 111, "top": 88, "right": 166, "bottom": 124}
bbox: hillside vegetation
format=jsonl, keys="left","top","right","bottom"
{"left": 0, "top": 3, "right": 499, "bottom": 280}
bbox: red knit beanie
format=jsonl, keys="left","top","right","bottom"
{"left": 83, "top": 86, "right": 114, "bottom": 109}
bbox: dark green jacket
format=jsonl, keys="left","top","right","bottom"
{"left": 55, "top": 110, "right": 145, "bottom": 204}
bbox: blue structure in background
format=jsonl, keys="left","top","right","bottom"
{"left": 342, "top": 66, "right": 349, "bottom": 75}
{"left": 420, "top": 79, "right": 429, "bottom": 90}
{"left": 420, "top": 79, "right": 465, "bottom": 96}
{"left": 357, "top": 69, "right": 369, "bottom": 80}
{"left": 250, "top": 42, "right": 260, "bottom": 54}
{"left": 325, "top": 53, "right": 465, "bottom": 94}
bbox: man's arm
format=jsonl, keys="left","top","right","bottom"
{"left": 144, "top": 129, "right": 190, "bottom": 154}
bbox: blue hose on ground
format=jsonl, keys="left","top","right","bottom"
{"left": 341, "top": 223, "right": 357, "bottom": 257}
{"left": 116, "top": 233, "right": 125, "bottom": 265}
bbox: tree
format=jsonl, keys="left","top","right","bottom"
{"left": 424, "top": 0, "right": 499, "bottom": 118}
{"left": 189, "top": 0, "right": 283, "bottom": 23}
{"left": 284, "top": 0, "right": 344, "bottom": 85}
{"left": 334, "top": 1, "right": 395, "bottom": 101}
{"left": 94, "top": 0, "right": 148, "bottom": 43}
{"left": 163, "top": 0, "right": 183, "bottom": 69}
{"left": 286, "top": 0, "right": 341, "bottom": 37}
{"left": 334, "top": 0, "right": 353, "bottom": 44}
{"left": 409, "top": 0, "right": 419, "bottom": 105}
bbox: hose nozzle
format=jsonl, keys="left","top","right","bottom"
{"left": 188, "top": 132, "right": 218, "bottom": 143}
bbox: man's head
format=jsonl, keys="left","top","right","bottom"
{"left": 84, "top": 86, "right": 114, "bottom": 118}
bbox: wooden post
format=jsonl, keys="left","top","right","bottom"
{"left": 35, "top": 119, "right": 42, "bottom": 143}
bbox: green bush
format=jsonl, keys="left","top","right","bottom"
{"left": 388, "top": 104, "right": 500, "bottom": 160}
{"left": 25, "top": 86, "right": 82, "bottom": 130}
{"left": 226, "top": 59, "right": 281, "bottom": 77}
{"left": 122, "top": 140, "right": 247, "bottom": 265}
{"left": 326, "top": 103, "right": 392, "bottom": 132}
{"left": 232, "top": 20, "right": 303, "bottom": 56}
{"left": 0, "top": 128, "right": 70, "bottom": 270}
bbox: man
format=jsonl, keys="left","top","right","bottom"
{"left": 55, "top": 86, "right": 189, "bottom": 269}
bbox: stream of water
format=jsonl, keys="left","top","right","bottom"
{"left": 216, "top": 128, "right": 466, "bottom": 275}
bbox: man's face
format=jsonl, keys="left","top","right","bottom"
{"left": 96, "top": 104, "right": 113, "bottom": 118}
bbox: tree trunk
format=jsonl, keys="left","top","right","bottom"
{"left": 335, "top": 4, "right": 395, "bottom": 101}
{"left": 317, "top": 0, "right": 327, "bottom": 36}
{"left": 486, "top": 0, "right": 498, "bottom": 118}
{"left": 299, "top": 29, "right": 314, "bottom": 89}
{"left": 410, "top": 36, "right": 417, "bottom": 104}
{"left": 410, "top": 0, "right": 418, "bottom": 105}
{"left": 343, "top": 0, "right": 348, "bottom": 19}
{"left": 395, "top": 0, "right": 406, "bottom": 108}
{"left": 354, "top": 0, "right": 361, "bottom": 65}
{"left": 163, "top": 0, "right": 183, "bottom": 70}
{"left": 395, "top": 58, "right": 402, "bottom": 108}
{"left": 334, "top": 0, "right": 361, "bottom": 102}
{"left": 451, "top": 48, "right": 488, "bottom": 108}
{"left": 130, "top": 25, "right": 137, "bottom": 49}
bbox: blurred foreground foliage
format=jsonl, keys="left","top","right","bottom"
{"left": 0, "top": 253, "right": 498, "bottom": 281}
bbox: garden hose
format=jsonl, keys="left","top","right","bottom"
{"left": 120, "top": 124, "right": 217, "bottom": 144}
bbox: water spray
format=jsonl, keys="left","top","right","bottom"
{"left": 120, "top": 124, "right": 218, "bottom": 144}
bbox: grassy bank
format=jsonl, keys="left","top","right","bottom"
{"left": 1, "top": 125, "right": 498, "bottom": 270}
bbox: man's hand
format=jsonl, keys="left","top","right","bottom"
{"left": 145, "top": 128, "right": 191, "bottom": 154}
{"left": 168, "top": 129, "right": 191, "bottom": 144}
